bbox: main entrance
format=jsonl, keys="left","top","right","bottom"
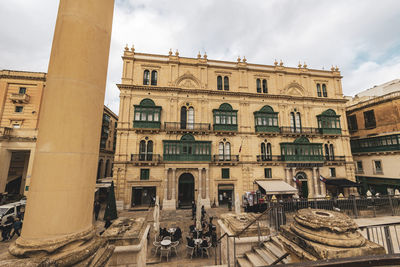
{"left": 178, "top": 173, "right": 194, "bottom": 208}
{"left": 295, "top": 172, "right": 308, "bottom": 198}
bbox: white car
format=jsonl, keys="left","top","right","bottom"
{"left": 0, "top": 200, "right": 25, "bottom": 226}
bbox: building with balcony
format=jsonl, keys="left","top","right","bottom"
{"left": 346, "top": 79, "right": 400, "bottom": 195}
{"left": 0, "top": 69, "right": 118, "bottom": 197}
{"left": 113, "top": 47, "right": 356, "bottom": 210}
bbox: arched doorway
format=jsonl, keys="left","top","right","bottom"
{"left": 295, "top": 172, "right": 308, "bottom": 198}
{"left": 178, "top": 173, "right": 194, "bottom": 208}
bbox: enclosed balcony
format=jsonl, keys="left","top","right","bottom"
{"left": 254, "top": 105, "right": 280, "bottom": 134}
{"left": 280, "top": 137, "right": 324, "bottom": 162}
{"left": 213, "top": 103, "right": 238, "bottom": 134}
{"left": 133, "top": 98, "right": 162, "bottom": 130}
{"left": 350, "top": 134, "right": 400, "bottom": 154}
{"left": 317, "top": 109, "right": 342, "bottom": 136}
{"left": 163, "top": 134, "right": 211, "bottom": 162}
{"left": 10, "top": 93, "right": 30, "bottom": 103}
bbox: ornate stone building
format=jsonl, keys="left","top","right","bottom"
{"left": 346, "top": 79, "right": 400, "bottom": 195}
{"left": 0, "top": 70, "right": 118, "bottom": 196}
{"left": 114, "top": 47, "right": 356, "bottom": 210}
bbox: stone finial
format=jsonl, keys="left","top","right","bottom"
{"left": 303, "top": 62, "right": 308, "bottom": 68}
{"left": 131, "top": 45, "right": 135, "bottom": 52}
{"left": 335, "top": 65, "right": 339, "bottom": 71}
{"left": 169, "top": 48, "right": 173, "bottom": 56}
{"left": 175, "top": 49, "right": 179, "bottom": 56}
{"left": 243, "top": 56, "right": 247, "bottom": 63}
{"left": 197, "top": 51, "right": 201, "bottom": 59}
{"left": 274, "top": 59, "right": 278, "bottom": 66}
{"left": 124, "top": 44, "right": 129, "bottom": 51}
{"left": 331, "top": 65, "right": 335, "bottom": 71}
{"left": 279, "top": 60, "right": 284, "bottom": 66}
{"left": 298, "top": 62, "right": 302, "bottom": 68}
{"left": 237, "top": 56, "right": 241, "bottom": 62}
{"left": 203, "top": 52, "right": 207, "bottom": 59}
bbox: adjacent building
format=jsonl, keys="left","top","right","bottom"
{"left": 346, "top": 79, "right": 400, "bottom": 195}
{"left": 0, "top": 70, "right": 118, "bottom": 196}
{"left": 113, "top": 47, "right": 356, "bottom": 210}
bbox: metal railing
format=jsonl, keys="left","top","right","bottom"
{"left": 212, "top": 155, "right": 239, "bottom": 162}
{"left": 164, "top": 122, "right": 211, "bottom": 131}
{"left": 256, "top": 155, "right": 282, "bottom": 162}
{"left": 359, "top": 223, "right": 400, "bottom": 254}
{"left": 0, "top": 127, "right": 12, "bottom": 137}
{"left": 324, "top": 155, "right": 346, "bottom": 162}
{"left": 256, "top": 155, "right": 345, "bottom": 162}
{"left": 280, "top": 126, "right": 320, "bottom": 134}
{"left": 130, "top": 153, "right": 161, "bottom": 162}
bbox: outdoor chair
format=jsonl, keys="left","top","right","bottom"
{"left": 160, "top": 246, "right": 170, "bottom": 261}
{"left": 152, "top": 241, "right": 161, "bottom": 256}
{"left": 170, "top": 241, "right": 179, "bottom": 256}
{"left": 163, "top": 236, "right": 171, "bottom": 241}
{"left": 186, "top": 244, "right": 195, "bottom": 259}
{"left": 202, "top": 243, "right": 212, "bottom": 258}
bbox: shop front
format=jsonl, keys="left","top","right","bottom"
{"left": 218, "top": 184, "right": 234, "bottom": 206}
{"left": 131, "top": 186, "right": 156, "bottom": 207}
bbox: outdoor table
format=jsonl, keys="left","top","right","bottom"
{"left": 160, "top": 239, "right": 171, "bottom": 247}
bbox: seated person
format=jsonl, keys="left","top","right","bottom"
{"left": 200, "top": 236, "right": 209, "bottom": 248}
{"left": 174, "top": 227, "right": 182, "bottom": 240}
{"left": 187, "top": 236, "right": 195, "bottom": 247}
{"left": 189, "top": 224, "right": 195, "bottom": 233}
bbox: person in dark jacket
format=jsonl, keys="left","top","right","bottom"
{"left": 94, "top": 200, "right": 101, "bottom": 221}
{"left": 10, "top": 218, "right": 22, "bottom": 239}
{"left": 191, "top": 201, "right": 196, "bottom": 220}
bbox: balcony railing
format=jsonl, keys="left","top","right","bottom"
{"left": 212, "top": 155, "right": 239, "bottom": 162}
{"left": 280, "top": 126, "right": 320, "bottom": 135}
{"left": 324, "top": 156, "right": 346, "bottom": 162}
{"left": 10, "top": 93, "right": 30, "bottom": 103}
{"left": 0, "top": 127, "right": 12, "bottom": 137}
{"left": 130, "top": 154, "right": 161, "bottom": 163}
{"left": 164, "top": 122, "right": 211, "bottom": 132}
{"left": 256, "top": 155, "right": 282, "bottom": 162}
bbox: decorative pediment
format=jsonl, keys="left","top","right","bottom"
{"left": 282, "top": 81, "right": 306, "bottom": 97}
{"left": 175, "top": 71, "right": 201, "bottom": 89}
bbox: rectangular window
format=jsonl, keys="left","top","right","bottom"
{"left": 222, "top": 168, "right": 230, "bottom": 179}
{"left": 347, "top": 115, "right": 358, "bottom": 131}
{"left": 140, "top": 169, "right": 150, "bottom": 180}
{"left": 373, "top": 160, "right": 383, "bottom": 174}
{"left": 15, "top": 106, "right": 23, "bottom": 113}
{"left": 264, "top": 168, "right": 272, "bottom": 178}
{"left": 19, "top": 87, "right": 26, "bottom": 94}
{"left": 356, "top": 161, "right": 363, "bottom": 173}
{"left": 329, "top": 168, "right": 336, "bottom": 177}
{"left": 364, "top": 110, "right": 376, "bottom": 129}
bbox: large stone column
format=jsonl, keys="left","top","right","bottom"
{"left": 162, "top": 168, "right": 175, "bottom": 210}
{"left": 164, "top": 168, "right": 169, "bottom": 201}
{"left": 0, "top": 149, "right": 12, "bottom": 193}
{"left": 318, "top": 168, "right": 326, "bottom": 197}
{"left": 171, "top": 168, "right": 176, "bottom": 200}
{"left": 313, "top": 167, "right": 319, "bottom": 197}
{"left": 10, "top": 0, "right": 114, "bottom": 256}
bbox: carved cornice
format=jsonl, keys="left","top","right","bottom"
{"left": 117, "top": 84, "right": 347, "bottom": 103}
{"left": 0, "top": 74, "right": 46, "bottom": 82}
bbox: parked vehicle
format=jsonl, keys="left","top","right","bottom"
{"left": 0, "top": 200, "right": 25, "bottom": 226}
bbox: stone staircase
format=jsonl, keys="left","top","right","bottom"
{"left": 237, "top": 236, "right": 290, "bottom": 266}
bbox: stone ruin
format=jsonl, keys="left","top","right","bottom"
{"left": 102, "top": 217, "right": 146, "bottom": 246}
{"left": 278, "top": 209, "right": 386, "bottom": 261}
{"left": 220, "top": 213, "right": 270, "bottom": 237}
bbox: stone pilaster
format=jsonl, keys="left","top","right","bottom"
{"left": 313, "top": 167, "right": 319, "bottom": 197}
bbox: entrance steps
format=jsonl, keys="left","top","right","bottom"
{"left": 237, "top": 236, "right": 290, "bottom": 266}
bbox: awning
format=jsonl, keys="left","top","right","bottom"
{"left": 255, "top": 180, "right": 298, "bottom": 195}
{"left": 218, "top": 184, "right": 234, "bottom": 190}
{"left": 96, "top": 183, "right": 111, "bottom": 188}
{"left": 324, "top": 178, "right": 359, "bottom": 187}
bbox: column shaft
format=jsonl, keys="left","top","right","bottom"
{"left": 17, "top": 0, "right": 115, "bottom": 244}
{"left": 198, "top": 168, "right": 202, "bottom": 199}
{"left": 313, "top": 167, "right": 319, "bottom": 197}
{"left": 172, "top": 168, "right": 176, "bottom": 199}
{"left": 206, "top": 168, "right": 209, "bottom": 199}
{"left": 164, "top": 169, "right": 168, "bottom": 200}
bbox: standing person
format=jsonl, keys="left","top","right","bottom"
{"left": 191, "top": 201, "right": 196, "bottom": 220}
{"left": 3, "top": 216, "right": 14, "bottom": 241}
{"left": 10, "top": 218, "right": 22, "bottom": 239}
{"left": 201, "top": 205, "right": 206, "bottom": 221}
{"left": 94, "top": 200, "right": 101, "bottom": 221}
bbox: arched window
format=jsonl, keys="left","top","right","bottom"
{"left": 261, "top": 142, "right": 272, "bottom": 161}
{"left": 151, "top": 70, "right": 158, "bottom": 85}
{"left": 317, "top": 83, "right": 322, "bottom": 97}
{"left": 219, "top": 141, "right": 231, "bottom": 161}
{"left": 97, "top": 159, "right": 103, "bottom": 179}
{"left": 322, "top": 84, "right": 327, "bottom": 97}
{"left": 139, "top": 140, "right": 153, "bottom": 161}
{"left": 224, "top": 76, "right": 229, "bottom": 91}
{"left": 262, "top": 79, "right": 268, "bottom": 93}
{"left": 180, "top": 106, "right": 195, "bottom": 129}
{"left": 256, "top": 79, "right": 261, "bottom": 93}
{"left": 217, "top": 76, "right": 223, "bottom": 90}
{"left": 143, "top": 70, "right": 150, "bottom": 85}
{"left": 290, "top": 112, "right": 302, "bottom": 133}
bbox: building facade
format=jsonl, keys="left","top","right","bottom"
{"left": 97, "top": 106, "right": 118, "bottom": 180}
{"left": 114, "top": 47, "right": 356, "bottom": 210}
{"left": 0, "top": 70, "right": 118, "bottom": 196}
{"left": 346, "top": 80, "right": 400, "bottom": 195}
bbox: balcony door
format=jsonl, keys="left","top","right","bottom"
{"left": 178, "top": 173, "right": 195, "bottom": 207}
{"left": 180, "top": 106, "right": 194, "bottom": 129}
{"left": 290, "top": 112, "right": 302, "bottom": 133}
{"left": 139, "top": 140, "right": 153, "bottom": 161}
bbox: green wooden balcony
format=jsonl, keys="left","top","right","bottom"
{"left": 133, "top": 120, "right": 161, "bottom": 129}
{"left": 255, "top": 125, "right": 280, "bottom": 133}
{"left": 281, "top": 155, "right": 324, "bottom": 162}
{"left": 163, "top": 154, "right": 211, "bottom": 161}
{"left": 213, "top": 124, "right": 238, "bottom": 132}
{"left": 351, "top": 134, "right": 400, "bottom": 153}
{"left": 318, "top": 127, "right": 342, "bottom": 135}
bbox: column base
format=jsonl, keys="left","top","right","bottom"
{"left": 4, "top": 228, "right": 114, "bottom": 266}
{"left": 162, "top": 199, "right": 176, "bottom": 210}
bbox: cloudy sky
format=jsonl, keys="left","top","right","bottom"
{"left": 1, "top": 0, "right": 399, "bottom": 114}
